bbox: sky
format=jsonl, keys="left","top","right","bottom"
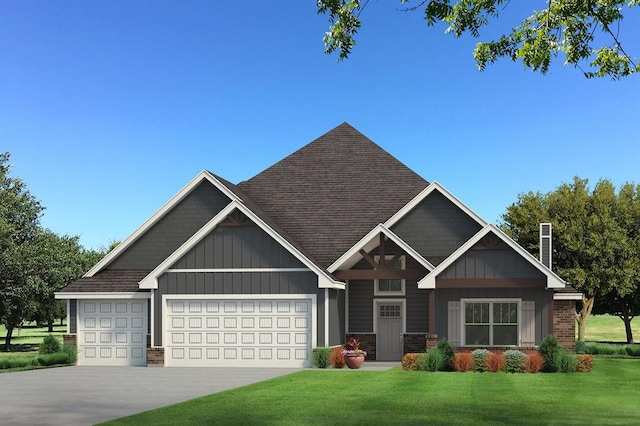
{"left": 1, "top": 1, "right": 639, "bottom": 250}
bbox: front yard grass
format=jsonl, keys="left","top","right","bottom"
{"left": 104, "top": 358, "right": 639, "bottom": 425}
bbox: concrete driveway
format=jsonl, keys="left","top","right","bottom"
{"left": 0, "top": 366, "right": 298, "bottom": 425}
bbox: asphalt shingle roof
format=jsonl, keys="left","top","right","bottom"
{"left": 59, "top": 270, "right": 151, "bottom": 292}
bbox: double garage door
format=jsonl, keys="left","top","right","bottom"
{"left": 77, "top": 299, "right": 147, "bottom": 366}
{"left": 165, "top": 297, "right": 313, "bottom": 367}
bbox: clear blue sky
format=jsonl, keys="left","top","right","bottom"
{"left": 2, "top": 1, "right": 639, "bottom": 250}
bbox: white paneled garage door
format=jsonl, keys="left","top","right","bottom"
{"left": 77, "top": 299, "right": 147, "bottom": 366}
{"left": 165, "top": 297, "right": 313, "bottom": 367}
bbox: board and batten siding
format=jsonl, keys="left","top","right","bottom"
{"left": 108, "top": 182, "right": 231, "bottom": 270}
{"left": 170, "top": 225, "right": 306, "bottom": 270}
{"left": 390, "top": 191, "right": 482, "bottom": 265}
{"left": 329, "top": 289, "right": 345, "bottom": 346}
{"left": 405, "top": 280, "right": 429, "bottom": 333}
{"left": 439, "top": 248, "right": 546, "bottom": 279}
{"left": 154, "top": 271, "right": 318, "bottom": 346}
{"left": 436, "top": 287, "right": 549, "bottom": 346}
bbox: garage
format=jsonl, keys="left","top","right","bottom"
{"left": 77, "top": 299, "right": 147, "bottom": 366}
{"left": 164, "top": 296, "right": 314, "bottom": 367}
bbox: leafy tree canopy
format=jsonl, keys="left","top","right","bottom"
{"left": 501, "top": 177, "right": 640, "bottom": 341}
{"left": 317, "top": 0, "right": 640, "bottom": 79}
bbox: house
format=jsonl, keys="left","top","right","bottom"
{"left": 56, "top": 123, "right": 581, "bottom": 367}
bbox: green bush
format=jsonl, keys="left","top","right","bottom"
{"left": 503, "top": 350, "right": 527, "bottom": 373}
{"left": 471, "top": 349, "right": 491, "bottom": 372}
{"left": 424, "top": 349, "right": 448, "bottom": 372}
{"left": 36, "top": 352, "right": 70, "bottom": 367}
{"left": 39, "top": 335, "right": 61, "bottom": 354}
{"left": 556, "top": 351, "right": 578, "bottom": 373}
{"left": 312, "top": 347, "right": 331, "bottom": 368}
{"left": 539, "top": 335, "right": 561, "bottom": 372}
{"left": 0, "top": 357, "right": 38, "bottom": 370}
{"left": 586, "top": 342, "right": 628, "bottom": 356}
{"left": 435, "top": 340, "right": 455, "bottom": 371}
{"left": 575, "top": 341, "right": 587, "bottom": 354}
{"left": 61, "top": 343, "right": 77, "bottom": 364}
{"left": 625, "top": 345, "right": 640, "bottom": 357}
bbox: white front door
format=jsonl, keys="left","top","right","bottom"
{"left": 377, "top": 303, "right": 403, "bottom": 361}
{"left": 77, "top": 299, "right": 147, "bottom": 366}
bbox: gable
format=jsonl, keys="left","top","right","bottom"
{"left": 439, "top": 233, "right": 546, "bottom": 280}
{"left": 390, "top": 190, "right": 483, "bottom": 265}
{"left": 169, "top": 214, "right": 306, "bottom": 270}
{"left": 107, "top": 181, "right": 231, "bottom": 270}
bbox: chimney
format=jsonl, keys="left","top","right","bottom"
{"left": 539, "top": 223, "right": 552, "bottom": 270}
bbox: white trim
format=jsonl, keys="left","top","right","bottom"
{"left": 553, "top": 293, "right": 582, "bottom": 301}
{"left": 162, "top": 293, "right": 317, "bottom": 365}
{"left": 373, "top": 255, "right": 406, "bottom": 296}
{"left": 165, "top": 268, "right": 311, "bottom": 273}
{"left": 85, "top": 171, "right": 242, "bottom": 277}
{"left": 55, "top": 292, "right": 151, "bottom": 300}
{"left": 138, "top": 199, "right": 345, "bottom": 290}
{"left": 418, "top": 224, "right": 567, "bottom": 290}
{"left": 328, "top": 224, "right": 434, "bottom": 273}
{"left": 324, "top": 289, "right": 329, "bottom": 346}
{"left": 384, "top": 181, "right": 487, "bottom": 229}
{"left": 150, "top": 289, "right": 156, "bottom": 347}
{"left": 461, "top": 298, "right": 521, "bottom": 347}
{"left": 66, "top": 299, "right": 70, "bottom": 335}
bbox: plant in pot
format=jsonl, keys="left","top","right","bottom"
{"left": 342, "top": 337, "right": 367, "bottom": 369}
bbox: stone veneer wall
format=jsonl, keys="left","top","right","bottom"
{"left": 147, "top": 348, "right": 165, "bottom": 365}
{"left": 346, "top": 333, "right": 376, "bottom": 360}
{"left": 553, "top": 300, "right": 577, "bottom": 352}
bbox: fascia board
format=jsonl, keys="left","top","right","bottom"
{"left": 553, "top": 293, "right": 583, "bottom": 301}
{"left": 85, "top": 171, "right": 240, "bottom": 277}
{"left": 54, "top": 292, "right": 151, "bottom": 300}
{"left": 327, "top": 224, "right": 386, "bottom": 272}
{"left": 418, "top": 224, "right": 567, "bottom": 289}
{"left": 385, "top": 181, "right": 487, "bottom": 230}
{"left": 138, "top": 202, "right": 238, "bottom": 289}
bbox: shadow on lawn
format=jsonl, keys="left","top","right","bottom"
{"left": 0, "top": 344, "right": 39, "bottom": 353}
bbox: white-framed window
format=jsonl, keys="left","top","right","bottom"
{"left": 374, "top": 255, "right": 405, "bottom": 296}
{"left": 463, "top": 300, "right": 519, "bottom": 346}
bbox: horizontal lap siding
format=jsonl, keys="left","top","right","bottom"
{"left": 406, "top": 280, "right": 429, "bottom": 333}
{"left": 154, "top": 271, "right": 318, "bottom": 346}
{"left": 348, "top": 280, "right": 374, "bottom": 332}
{"left": 108, "top": 182, "right": 231, "bottom": 270}
{"left": 435, "top": 287, "right": 548, "bottom": 345}
{"left": 329, "top": 289, "right": 345, "bottom": 346}
{"left": 390, "top": 191, "right": 482, "bottom": 265}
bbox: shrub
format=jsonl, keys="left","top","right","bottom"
{"left": 576, "top": 355, "right": 594, "bottom": 372}
{"left": 329, "top": 347, "right": 345, "bottom": 368}
{"left": 575, "top": 341, "right": 587, "bottom": 354}
{"left": 0, "top": 357, "right": 38, "bottom": 370}
{"left": 503, "top": 350, "right": 527, "bottom": 373}
{"left": 486, "top": 352, "right": 505, "bottom": 373}
{"left": 36, "top": 352, "right": 70, "bottom": 367}
{"left": 586, "top": 342, "right": 626, "bottom": 356}
{"left": 39, "top": 335, "right": 61, "bottom": 355}
{"left": 435, "top": 340, "right": 455, "bottom": 371}
{"left": 556, "top": 351, "right": 578, "bottom": 373}
{"left": 424, "top": 349, "right": 448, "bottom": 372}
{"left": 402, "top": 353, "right": 422, "bottom": 371}
{"left": 539, "top": 335, "right": 561, "bottom": 372}
{"left": 453, "top": 352, "right": 473, "bottom": 372}
{"left": 525, "top": 353, "right": 545, "bottom": 373}
{"left": 471, "top": 349, "right": 491, "bottom": 372}
{"left": 625, "top": 345, "right": 640, "bottom": 357}
{"left": 61, "top": 343, "right": 77, "bottom": 364}
{"left": 312, "top": 347, "right": 331, "bottom": 368}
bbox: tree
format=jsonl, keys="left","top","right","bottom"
{"left": 501, "top": 177, "right": 640, "bottom": 342}
{"left": 593, "top": 290, "right": 640, "bottom": 343}
{"left": 0, "top": 152, "right": 44, "bottom": 350}
{"left": 317, "top": 0, "right": 640, "bottom": 80}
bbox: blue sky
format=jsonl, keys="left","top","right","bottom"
{"left": 2, "top": 1, "right": 639, "bottom": 250}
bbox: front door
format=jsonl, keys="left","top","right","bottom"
{"left": 377, "top": 303, "right": 403, "bottom": 361}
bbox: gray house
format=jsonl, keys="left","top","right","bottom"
{"left": 56, "top": 123, "right": 580, "bottom": 367}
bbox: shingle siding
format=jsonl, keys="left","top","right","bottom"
{"left": 391, "top": 191, "right": 482, "bottom": 264}
{"left": 108, "top": 182, "right": 231, "bottom": 270}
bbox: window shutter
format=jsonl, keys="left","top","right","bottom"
{"left": 447, "top": 301, "right": 461, "bottom": 347}
{"left": 521, "top": 301, "right": 535, "bottom": 346}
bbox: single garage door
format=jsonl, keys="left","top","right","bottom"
{"left": 77, "top": 299, "right": 147, "bottom": 366}
{"left": 165, "top": 297, "right": 313, "bottom": 367}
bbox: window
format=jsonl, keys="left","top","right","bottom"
{"left": 374, "top": 255, "right": 405, "bottom": 295}
{"left": 464, "top": 301, "right": 518, "bottom": 346}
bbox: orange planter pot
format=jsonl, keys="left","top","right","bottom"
{"left": 344, "top": 355, "right": 365, "bottom": 369}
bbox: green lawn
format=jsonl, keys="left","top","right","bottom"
{"left": 0, "top": 323, "right": 65, "bottom": 355}
{"left": 582, "top": 315, "right": 639, "bottom": 343}
{"left": 104, "top": 358, "right": 639, "bottom": 425}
